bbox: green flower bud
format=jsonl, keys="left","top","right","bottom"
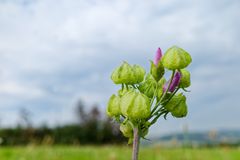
{"left": 120, "top": 122, "right": 133, "bottom": 138}
{"left": 157, "top": 77, "right": 166, "bottom": 101}
{"left": 106, "top": 94, "right": 121, "bottom": 117}
{"left": 179, "top": 69, "right": 191, "bottom": 88}
{"left": 171, "top": 101, "right": 187, "bottom": 118}
{"left": 164, "top": 93, "right": 188, "bottom": 118}
{"left": 162, "top": 46, "right": 192, "bottom": 70}
{"left": 150, "top": 61, "right": 165, "bottom": 82}
{"left": 111, "top": 62, "right": 145, "bottom": 84}
{"left": 111, "top": 62, "right": 134, "bottom": 84}
{"left": 133, "top": 65, "right": 145, "bottom": 83}
{"left": 120, "top": 90, "right": 151, "bottom": 120}
{"left": 139, "top": 74, "right": 157, "bottom": 98}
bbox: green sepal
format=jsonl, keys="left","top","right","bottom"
{"left": 150, "top": 60, "right": 165, "bottom": 82}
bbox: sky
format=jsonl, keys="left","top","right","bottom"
{"left": 0, "top": 0, "right": 239, "bottom": 136}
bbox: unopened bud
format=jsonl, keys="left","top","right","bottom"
{"left": 154, "top": 47, "right": 162, "bottom": 66}
{"left": 162, "top": 46, "right": 192, "bottom": 70}
{"left": 139, "top": 74, "right": 157, "bottom": 98}
{"left": 120, "top": 122, "right": 133, "bottom": 138}
{"left": 163, "top": 71, "right": 181, "bottom": 92}
{"left": 106, "top": 94, "right": 121, "bottom": 117}
{"left": 111, "top": 62, "right": 145, "bottom": 84}
{"left": 164, "top": 93, "right": 188, "bottom": 118}
{"left": 179, "top": 69, "right": 191, "bottom": 88}
{"left": 120, "top": 90, "right": 151, "bottom": 120}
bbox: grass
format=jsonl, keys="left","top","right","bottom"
{"left": 0, "top": 145, "right": 240, "bottom": 160}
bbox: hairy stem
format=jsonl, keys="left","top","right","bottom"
{"left": 132, "top": 127, "right": 140, "bottom": 160}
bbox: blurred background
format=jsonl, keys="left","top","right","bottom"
{"left": 0, "top": 0, "right": 240, "bottom": 159}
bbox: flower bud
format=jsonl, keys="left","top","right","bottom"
{"left": 154, "top": 47, "right": 162, "bottom": 66}
{"left": 162, "top": 46, "right": 192, "bottom": 70}
{"left": 133, "top": 64, "right": 145, "bottom": 83}
{"left": 111, "top": 62, "right": 134, "bottom": 84}
{"left": 163, "top": 71, "right": 181, "bottom": 92}
{"left": 171, "top": 101, "right": 187, "bottom": 118}
{"left": 120, "top": 122, "right": 133, "bottom": 138}
{"left": 150, "top": 60, "right": 165, "bottom": 82}
{"left": 179, "top": 69, "right": 191, "bottom": 88}
{"left": 120, "top": 90, "right": 151, "bottom": 120}
{"left": 111, "top": 62, "right": 145, "bottom": 84}
{"left": 139, "top": 74, "right": 157, "bottom": 98}
{"left": 164, "top": 93, "right": 188, "bottom": 118}
{"left": 106, "top": 94, "right": 121, "bottom": 117}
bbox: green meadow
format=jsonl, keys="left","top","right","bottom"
{"left": 0, "top": 146, "right": 239, "bottom": 160}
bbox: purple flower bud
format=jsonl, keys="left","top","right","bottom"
{"left": 163, "top": 71, "right": 181, "bottom": 92}
{"left": 154, "top": 47, "right": 162, "bottom": 66}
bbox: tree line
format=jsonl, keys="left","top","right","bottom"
{"left": 0, "top": 101, "right": 126, "bottom": 146}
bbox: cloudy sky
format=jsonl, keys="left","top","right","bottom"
{"left": 0, "top": 0, "right": 239, "bottom": 136}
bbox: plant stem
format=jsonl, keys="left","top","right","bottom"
{"left": 132, "top": 127, "right": 140, "bottom": 160}
{"left": 149, "top": 70, "right": 176, "bottom": 118}
{"left": 150, "top": 110, "right": 167, "bottom": 125}
{"left": 159, "top": 70, "right": 175, "bottom": 102}
{"left": 161, "top": 87, "right": 179, "bottom": 106}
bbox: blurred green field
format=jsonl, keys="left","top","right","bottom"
{"left": 0, "top": 146, "right": 240, "bottom": 160}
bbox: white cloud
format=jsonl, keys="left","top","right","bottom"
{"left": 0, "top": 81, "right": 45, "bottom": 98}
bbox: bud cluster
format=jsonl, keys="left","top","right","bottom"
{"left": 107, "top": 46, "right": 192, "bottom": 143}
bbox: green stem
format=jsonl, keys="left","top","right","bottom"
{"left": 150, "top": 85, "right": 158, "bottom": 107}
{"left": 150, "top": 111, "right": 167, "bottom": 125}
{"left": 150, "top": 101, "right": 161, "bottom": 116}
{"left": 159, "top": 70, "right": 175, "bottom": 102}
{"left": 149, "top": 70, "right": 175, "bottom": 118}
{"left": 151, "top": 88, "right": 179, "bottom": 124}
{"left": 161, "top": 87, "right": 180, "bottom": 106}
{"left": 132, "top": 84, "right": 137, "bottom": 89}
